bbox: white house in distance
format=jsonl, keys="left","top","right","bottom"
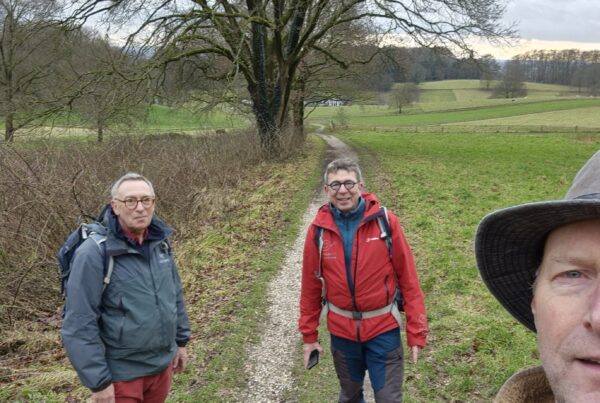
{"left": 305, "top": 97, "right": 350, "bottom": 107}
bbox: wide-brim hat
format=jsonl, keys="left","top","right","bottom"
{"left": 475, "top": 150, "right": 600, "bottom": 332}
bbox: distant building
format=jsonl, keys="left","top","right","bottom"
{"left": 305, "top": 98, "right": 350, "bottom": 107}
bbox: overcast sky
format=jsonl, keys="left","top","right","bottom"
{"left": 475, "top": 0, "right": 600, "bottom": 59}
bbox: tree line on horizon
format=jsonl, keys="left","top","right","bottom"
{"left": 512, "top": 49, "right": 600, "bottom": 96}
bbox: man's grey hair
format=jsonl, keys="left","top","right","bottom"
{"left": 111, "top": 172, "right": 155, "bottom": 198}
{"left": 324, "top": 158, "right": 363, "bottom": 184}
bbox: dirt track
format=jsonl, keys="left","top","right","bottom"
{"left": 241, "top": 135, "right": 375, "bottom": 402}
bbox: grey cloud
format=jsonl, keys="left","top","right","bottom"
{"left": 503, "top": 0, "right": 600, "bottom": 42}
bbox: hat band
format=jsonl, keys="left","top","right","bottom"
{"left": 573, "top": 193, "right": 600, "bottom": 200}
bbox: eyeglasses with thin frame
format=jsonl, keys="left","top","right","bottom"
{"left": 326, "top": 180, "right": 357, "bottom": 191}
{"left": 114, "top": 196, "right": 155, "bottom": 210}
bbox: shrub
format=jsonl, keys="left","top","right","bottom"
{"left": 0, "top": 131, "right": 263, "bottom": 328}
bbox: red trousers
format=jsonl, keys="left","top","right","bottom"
{"left": 113, "top": 364, "right": 173, "bottom": 403}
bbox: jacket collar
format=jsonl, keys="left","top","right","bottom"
{"left": 97, "top": 204, "right": 173, "bottom": 255}
{"left": 494, "top": 366, "right": 554, "bottom": 403}
{"left": 330, "top": 196, "right": 365, "bottom": 220}
{"left": 314, "top": 192, "right": 381, "bottom": 230}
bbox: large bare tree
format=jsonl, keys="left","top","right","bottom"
{"left": 71, "top": 0, "right": 513, "bottom": 152}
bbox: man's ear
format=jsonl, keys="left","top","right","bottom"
{"left": 358, "top": 182, "right": 365, "bottom": 192}
{"left": 111, "top": 200, "right": 119, "bottom": 216}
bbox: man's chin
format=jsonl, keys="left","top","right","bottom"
{"left": 550, "top": 375, "right": 600, "bottom": 403}
{"left": 334, "top": 201, "right": 353, "bottom": 211}
{"left": 556, "top": 390, "right": 600, "bottom": 403}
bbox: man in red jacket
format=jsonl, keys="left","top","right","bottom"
{"left": 299, "top": 158, "right": 427, "bottom": 402}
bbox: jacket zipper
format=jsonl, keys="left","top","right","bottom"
{"left": 384, "top": 274, "right": 390, "bottom": 304}
{"left": 353, "top": 229, "right": 361, "bottom": 341}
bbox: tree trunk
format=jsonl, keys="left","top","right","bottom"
{"left": 97, "top": 122, "right": 103, "bottom": 143}
{"left": 291, "top": 86, "right": 305, "bottom": 141}
{"left": 4, "top": 112, "right": 15, "bottom": 142}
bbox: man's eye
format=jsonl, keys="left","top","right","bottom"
{"left": 124, "top": 198, "right": 137, "bottom": 203}
{"left": 563, "top": 271, "right": 582, "bottom": 278}
{"left": 141, "top": 197, "right": 152, "bottom": 202}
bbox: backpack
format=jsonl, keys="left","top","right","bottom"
{"left": 315, "top": 206, "right": 404, "bottom": 311}
{"left": 57, "top": 219, "right": 115, "bottom": 298}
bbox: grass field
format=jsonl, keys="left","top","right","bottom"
{"left": 455, "top": 106, "right": 600, "bottom": 128}
{"left": 295, "top": 131, "right": 600, "bottom": 402}
{"left": 308, "top": 80, "right": 596, "bottom": 128}
{"left": 144, "top": 104, "right": 249, "bottom": 131}
{"left": 308, "top": 98, "right": 600, "bottom": 129}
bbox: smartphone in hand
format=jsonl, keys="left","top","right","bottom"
{"left": 307, "top": 349, "right": 319, "bottom": 369}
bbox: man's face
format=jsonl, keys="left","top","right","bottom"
{"left": 111, "top": 180, "right": 155, "bottom": 236}
{"left": 532, "top": 219, "right": 600, "bottom": 402}
{"left": 324, "top": 169, "right": 364, "bottom": 213}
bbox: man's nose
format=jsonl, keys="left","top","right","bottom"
{"left": 135, "top": 201, "right": 146, "bottom": 211}
{"left": 338, "top": 184, "right": 350, "bottom": 193}
{"left": 584, "top": 279, "right": 600, "bottom": 333}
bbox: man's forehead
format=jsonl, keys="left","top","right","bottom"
{"left": 117, "top": 180, "right": 153, "bottom": 196}
{"left": 328, "top": 169, "right": 358, "bottom": 180}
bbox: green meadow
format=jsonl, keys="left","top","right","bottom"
{"left": 297, "top": 80, "right": 600, "bottom": 401}
{"left": 144, "top": 104, "right": 249, "bottom": 131}
{"left": 307, "top": 80, "right": 600, "bottom": 130}
{"left": 296, "top": 132, "right": 600, "bottom": 402}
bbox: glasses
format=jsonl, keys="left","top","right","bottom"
{"left": 326, "top": 180, "right": 357, "bottom": 191}
{"left": 114, "top": 196, "right": 155, "bottom": 210}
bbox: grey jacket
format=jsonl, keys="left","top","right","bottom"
{"left": 60, "top": 206, "right": 191, "bottom": 391}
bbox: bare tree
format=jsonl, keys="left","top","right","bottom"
{"left": 493, "top": 59, "right": 527, "bottom": 98}
{"left": 65, "top": 31, "right": 149, "bottom": 142}
{"left": 70, "top": 0, "right": 514, "bottom": 153}
{"left": 0, "top": 0, "right": 68, "bottom": 142}
{"left": 392, "top": 82, "right": 419, "bottom": 113}
{"left": 478, "top": 54, "right": 499, "bottom": 90}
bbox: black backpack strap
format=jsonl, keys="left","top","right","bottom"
{"left": 314, "top": 227, "right": 326, "bottom": 300}
{"left": 377, "top": 207, "right": 405, "bottom": 312}
{"left": 376, "top": 207, "right": 392, "bottom": 257}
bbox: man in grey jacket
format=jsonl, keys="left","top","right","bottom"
{"left": 61, "top": 173, "right": 191, "bottom": 403}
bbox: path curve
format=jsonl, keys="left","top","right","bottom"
{"left": 241, "top": 134, "right": 373, "bottom": 402}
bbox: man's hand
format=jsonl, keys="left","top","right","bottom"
{"left": 172, "top": 347, "right": 188, "bottom": 374}
{"left": 410, "top": 345, "right": 421, "bottom": 364}
{"left": 91, "top": 384, "right": 114, "bottom": 403}
{"left": 303, "top": 342, "right": 324, "bottom": 369}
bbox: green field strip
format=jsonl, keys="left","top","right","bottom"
{"left": 349, "top": 98, "right": 600, "bottom": 127}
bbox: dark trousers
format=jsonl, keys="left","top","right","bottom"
{"left": 331, "top": 328, "right": 404, "bottom": 403}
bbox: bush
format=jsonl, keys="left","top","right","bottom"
{"left": 0, "top": 131, "right": 263, "bottom": 328}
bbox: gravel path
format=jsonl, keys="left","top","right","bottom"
{"left": 241, "top": 135, "right": 375, "bottom": 402}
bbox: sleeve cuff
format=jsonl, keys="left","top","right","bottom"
{"left": 90, "top": 380, "right": 113, "bottom": 393}
{"left": 302, "top": 332, "right": 318, "bottom": 344}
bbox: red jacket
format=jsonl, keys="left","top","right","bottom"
{"left": 299, "top": 192, "right": 427, "bottom": 347}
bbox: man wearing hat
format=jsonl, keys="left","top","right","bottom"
{"left": 475, "top": 150, "right": 600, "bottom": 402}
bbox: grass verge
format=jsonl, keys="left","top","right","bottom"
{"left": 170, "top": 135, "right": 326, "bottom": 401}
